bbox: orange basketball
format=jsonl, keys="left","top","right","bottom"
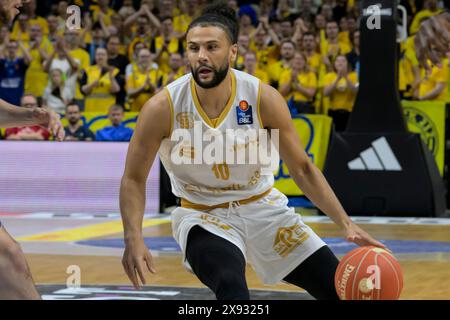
{"left": 334, "top": 246, "right": 403, "bottom": 300}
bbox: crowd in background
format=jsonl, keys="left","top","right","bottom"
{"left": 0, "top": 0, "right": 448, "bottom": 141}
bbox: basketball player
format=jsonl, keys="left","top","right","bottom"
{"left": 415, "top": 12, "right": 450, "bottom": 70}
{"left": 0, "top": 0, "right": 65, "bottom": 300}
{"left": 120, "top": 2, "right": 386, "bottom": 300}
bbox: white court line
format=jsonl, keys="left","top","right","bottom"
{"left": 301, "top": 216, "right": 450, "bottom": 225}
{"left": 2, "top": 212, "right": 450, "bottom": 226}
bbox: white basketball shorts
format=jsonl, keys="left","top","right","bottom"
{"left": 171, "top": 188, "right": 327, "bottom": 285}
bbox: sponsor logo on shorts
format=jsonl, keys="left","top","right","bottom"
{"left": 273, "top": 224, "right": 310, "bottom": 258}
{"left": 200, "top": 214, "right": 231, "bottom": 230}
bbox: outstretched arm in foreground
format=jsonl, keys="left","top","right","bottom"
{"left": 0, "top": 99, "right": 64, "bottom": 140}
{"left": 120, "top": 90, "right": 171, "bottom": 289}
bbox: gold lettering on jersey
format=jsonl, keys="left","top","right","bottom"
{"left": 212, "top": 163, "right": 230, "bottom": 180}
{"left": 232, "top": 139, "right": 259, "bottom": 153}
{"left": 247, "top": 170, "right": 261, "bottom": 187}
{"left": 176, "top": 112, "right": 195, "bottom": 129}
{"left": 273, "top": 224, "right": 310, "bottom": 258}
{"left": 184, "top": 184, "right": 245, "bottom": 194}
{"left": 179, "top": 145, "right": 195, "bottom": 160}
{"left": 170, "top": 122, "right": 280, "bottom": 172}
{"left": 184, "top": 184, "right": 202, "bottom": 192}
{"left": 200, "top": 214, "right": 231, "bottom": 230}
{"left": 205, "top": 184, "right": 245, "bottom": 193}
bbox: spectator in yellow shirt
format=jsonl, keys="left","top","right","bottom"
{"left": 279, "top": 52, "right": 318, "bottom": 114}
{"left": 242, "top": 51, "right": 269, "bottom": 84}
{"left": 124, "top": 5, "right": 160, "bottom": 59}
{"left": 152, "top": 16, "right": 184, "bottom": 74}
{"left": 81, "top": 48, "right": 121, "bottom": 113}
{"left": 12, "top": 0, "right": 48, "bottom": 37}
{"left": 174, "top": 0, "right": 200, "bottom": 34}
{"left": 279, "top": 17, "right": 294, "bottom": 41}
{"left": 125, "top": 41, "right": 150, "bottom": 80}
{"left": 92, "top": 0, "right": 117, "bottom": 26}
{"left": 11, "top": 13, "right": 30, "bottom": 42}
{"left": 46, "top": 14, "right": 64, "bottom": 45}
{"left": 322, "top": 21, "right": 352, "bottom": 72}
{"left": 249, "top": 17, "right": 281, "bottom": 70}
{"left": 126, "top": 48, "right": 163, "bottom": 112}
{"left": 267, "top": 40, "right": 296, "bottom": 89}
{"left": 239, "top": 12, "right": 256, "bottom": 37}
{"left": 162, "top": 53, "right": 186, "bottom": 86}
{"left": 314, "top": 14, "right": 327, "bottom": 35}
{"left": 64, "top": 29, "right": 91, "bottom": 111}
{"left": 234, "top": 34, "right": 250, "bottom": 70}
{"left": 410, "top": 0, "right": 443, "bottom": 35}
{"left": 159, "top": 0, "right": 179, "bottom": 17}
{"left": 24, "top": 24, "right": 53, "bottom": 99}
{"left": 302, "top": 32, "right": 322, "bottom": 74}
{"left": 398, "top": 41, "right": 420, "bottom": 100}
{"left": 416, "top": 58, "right": 449, "bottom": 101}
{"left": 323, "top": 55, "right": 359, "bottom": 131}
{"left": 338, "top": 17, "right": 351, "bottom": 47}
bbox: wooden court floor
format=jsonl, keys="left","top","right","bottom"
{"left": 11, "top": 217, "right": 450, "bottom": 300}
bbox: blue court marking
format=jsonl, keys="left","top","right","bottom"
{"left": 77, "top": 237, "right": 450, "bottom": 255}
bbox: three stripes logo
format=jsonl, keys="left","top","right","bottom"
{"left": 347, "top": 137, "right": 402, "bottom": 171}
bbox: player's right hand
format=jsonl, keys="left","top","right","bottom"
{"left": 122, "top": 238, "right": 156, "bottom": 290}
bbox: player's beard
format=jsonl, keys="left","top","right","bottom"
{"left": 191, "top": 61, "right": 229, "bottom": 89}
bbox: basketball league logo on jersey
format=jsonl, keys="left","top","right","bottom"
{"left": 236, "top": 100, "right": 253, "bottom": 125}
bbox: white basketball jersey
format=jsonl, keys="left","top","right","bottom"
{"left": 158, "top": 68, "right": 275, "bottom": 206}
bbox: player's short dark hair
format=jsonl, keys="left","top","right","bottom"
{"left": 186, "top": 1, "right": 239, "bottom": 44}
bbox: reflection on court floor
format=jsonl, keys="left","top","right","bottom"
{"left": 2, "top": 213, "right": 450, "bottom": 299}
{"left": 38, "top": 285, "right": 313, "bottom": 300}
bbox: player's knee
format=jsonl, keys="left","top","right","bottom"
{"left": 214, "top": 269, "right": 249, "bottom": 300}
{"left": 0, "top": 240, "right": 30, "bottom": 276}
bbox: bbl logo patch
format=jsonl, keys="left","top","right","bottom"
{"left": 236, "top": 100, "right": 253, "bottom": 125}
{"left": 403, "top": 107, "right": 438, "bottom": 156}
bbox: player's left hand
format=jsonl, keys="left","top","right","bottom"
{"left": 344, "top": 222, "right": 388, "bottom": 250}
{"left": 32, "top": 108, "right": 65, "bottom": 141}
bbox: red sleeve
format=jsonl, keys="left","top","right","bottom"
{"left": 31, "top": 126, "right": 51, "bottom": 140}
{"left": 5, "top": 128, "right": 19, "bottom": 137}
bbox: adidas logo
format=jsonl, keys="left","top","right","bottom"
{"left": 348, "top": 137, "right": 402, "bottom": 171}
